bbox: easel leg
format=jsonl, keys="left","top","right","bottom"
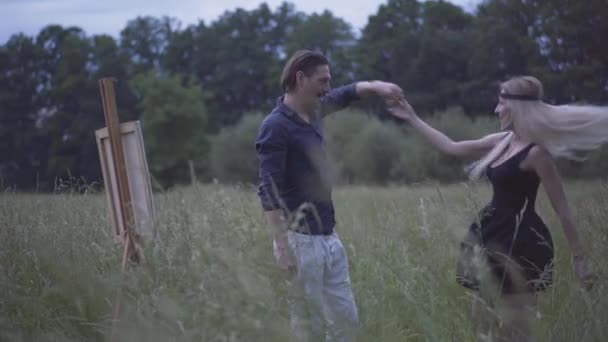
{"left": 109, "top": 234, "right": 139, "bottom": 341}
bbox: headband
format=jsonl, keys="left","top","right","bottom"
{"left": 499, "top": 90, "right": 539, "bottom": 101}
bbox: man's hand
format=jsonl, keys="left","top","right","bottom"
{"left": 373, "top": 81, "right": 404, "bottom": 101}
{"left": 273, "top": 231, "right": 296, "bottom": 275}
{"left": 357, "top": 81, "right": 403, "bottom": 101}
{"left": 264, "top": 210, "right": 296, "bottom": 274}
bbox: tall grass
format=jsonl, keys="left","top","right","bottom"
{"left": 1, "top": 180, "right": 606, "bottom": 341}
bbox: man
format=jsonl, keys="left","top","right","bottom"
{"left": 255, "top": 50, "right": 402, "bottom": 341}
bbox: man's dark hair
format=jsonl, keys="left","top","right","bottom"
{"left": 280, "top": 50, "right": 329, "bottom": 92}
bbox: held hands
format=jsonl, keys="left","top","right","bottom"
{"left": 371, "top": 81, "right": 404, "bottom": 102}
{"left": 385, "top": 96, "right": 417, "bottom": 121}
{"left": 363, "top": 81, "right": 417, "bottom": 121}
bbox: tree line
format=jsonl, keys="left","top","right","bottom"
{"left": 1, "top": 0, "right": 607, "bottom": 190}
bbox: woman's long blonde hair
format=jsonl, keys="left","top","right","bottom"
{"left": 468, "top": 76, "right": 608, "bottom": 179}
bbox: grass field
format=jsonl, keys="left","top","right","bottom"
{"left": 1, "top": 180, "right": 606, "bottom": 341}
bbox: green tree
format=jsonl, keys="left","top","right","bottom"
{"left": 355, "top": 0, "right": 474, "bottom": 115}
{"left": 208, "top": 114, "right": 264, "bottom": 184}
{"left": 33, "top": 27, "right": 138, "bottom": 190}
{"left": 356, "top": 0, "right": 422, "bottom": 83}
{"left": 533, "top": 0, "right": 608, "bottom": 104}
{"left": 120, "top": 16, "right": 179, "bottom": 75}
{"left": 408, "top": 0, "right": 474, "bottom": 112}
{"left": 187, "top": 4, "right": 290, "bottom": 129}
{"left": 0, "top": 34, "right": 47, "bottom": 190}
{"left": 285, "top": 10, "right": 357, "bottom": 86}
{"left": 161, "top": 25, "right": 196, "bottom": 81}
{"left": 461, "top": 0, "right": 544, "bottom": 114}
{"left": 35, "top": 26, "right": 96, "bottom": 187}
{"left": 132, "top": 72, "right": 208, "bottom": 186}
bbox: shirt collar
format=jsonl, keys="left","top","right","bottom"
{"left": 276, "top": 95, "right": 319, "bottom": 127}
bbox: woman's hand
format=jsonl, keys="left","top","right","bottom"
{"left": 386, "top": 97, "right": 417, "bottom": 121}
{"left": 573, "top": 255, "right": 596, "bottom": 290}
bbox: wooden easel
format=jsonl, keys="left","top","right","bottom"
{"left": 98, "top": 78, "right": 140, "bottom": 340}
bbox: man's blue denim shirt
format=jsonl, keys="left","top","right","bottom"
{"left": 255, "top": 83, "right": 360, "bottom": 235}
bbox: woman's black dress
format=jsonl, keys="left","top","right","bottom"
{"left": 457, "top": 143, "right": 555, "bottom": 294}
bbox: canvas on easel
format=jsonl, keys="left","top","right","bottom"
{"left": 95, "top": 120, "right": 156, "bottom": 242}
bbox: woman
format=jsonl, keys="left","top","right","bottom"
{"left": 387, "top": 76, "right": 605, "bottom": 341}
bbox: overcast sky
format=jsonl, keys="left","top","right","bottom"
{"left": 1, "top": 0, "right": 480, "bottom": 43}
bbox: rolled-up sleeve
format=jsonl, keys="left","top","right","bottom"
{"left": 255, "top": 118, "right": 288, "bottom": 211}
{"left": 320, "top": 82, "right": 360, "bottom": 117}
